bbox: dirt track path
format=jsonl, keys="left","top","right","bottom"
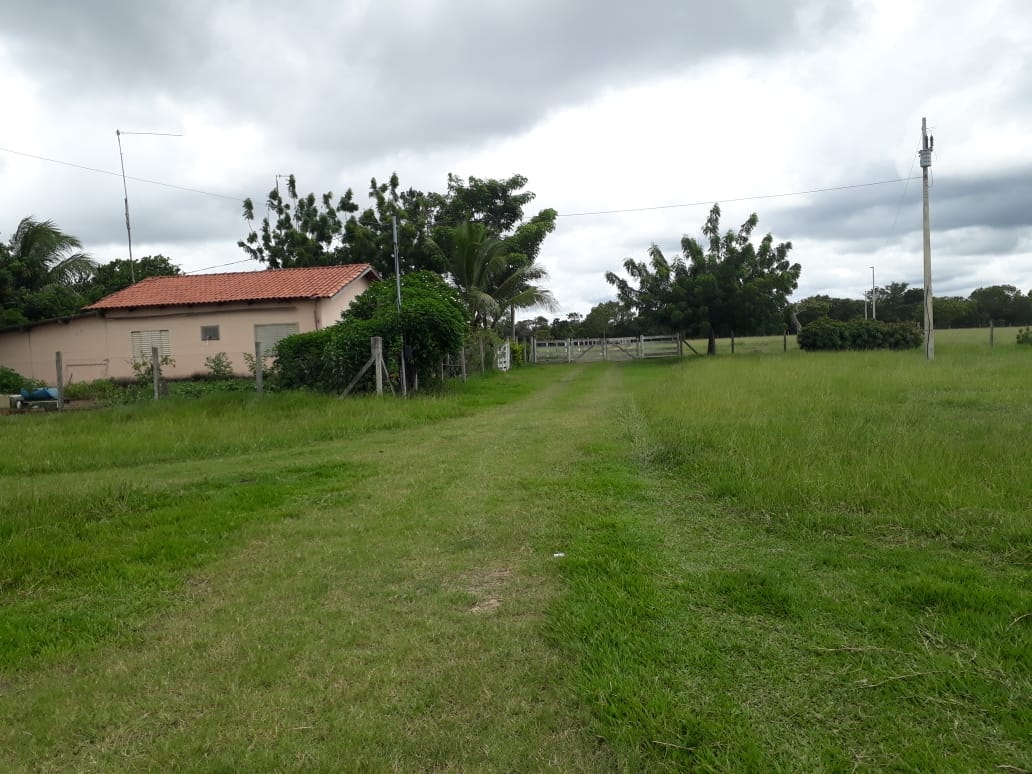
{"left": 1, "top": 364, "right": 633, "bottom": 772}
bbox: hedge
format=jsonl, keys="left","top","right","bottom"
{"left": 798, "top": 318, "right": 923, "bottom": 351}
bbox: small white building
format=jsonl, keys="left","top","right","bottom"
{"left": 0, "top": 264, "right": 378, "bottom": 382}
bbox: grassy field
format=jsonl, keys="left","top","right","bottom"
{"left": 1, "top": 332, "right": 1029, "bottom": 771}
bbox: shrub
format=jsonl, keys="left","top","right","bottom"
{"left": 131, "top": 354, "right": 175, "bottom": 384}
{"left": 798, "top": 318, "right": 922, "bottom": 351}
{"left": 796, "top": 318, "right": 845, "bottom": 351}
{"left": 325, "top": 271, "right": 469, "bottom": 393}
{"left": 242, "top": 351, "right": 272, "bottom": 381}
{"left": 273, "top": 328, "right": 335, "bottom": 390}
{"left": 1017, "top": 327, "right": 1032, "bottom": 346}
{"left": 204, "top": 352, "right": 234, "bottom": 380}
{"left": 0, "top": 365, "right": 32, "bottom": 393}
{"left": 510, "top": 341, "right": 525, "bottom": 366}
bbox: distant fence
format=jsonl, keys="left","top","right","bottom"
{"left": 529, "top": 335, "right": 685, "bottom": 364}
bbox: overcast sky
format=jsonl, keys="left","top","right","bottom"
{"left": 2, "top": 0, "right": 1030, "bottom": 316}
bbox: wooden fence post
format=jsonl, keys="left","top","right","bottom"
{"left": 603, "top": 335, "right": 608, "bottom": 361}
{"left": 784, "top": 330, "right": 788, "bottom": 352}
{"left": 637, "top": 335, "right": 644, "bottom": 359}
{"left": 372, "top": 336, "right": 384, "bottom": 395}
{"left": 567, "top": 338, "right": 572, "bottom": 363}
{"left": 255, "top": 341, "right": 264, "bottom": 394}
{"left": 55, "top": 351, "right": 64, "bottom": 411}
{"left": 151, "top": 346, "right": 160, "bottom": 400}
{"left": 677, "top": 333, "right": 684, "bottom": 358}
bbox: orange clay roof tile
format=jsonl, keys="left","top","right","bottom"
{"left": 85, "top": 264, "right": 377, "bottom": 310}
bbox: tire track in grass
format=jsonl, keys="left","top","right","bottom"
{"left": 0, "top": 363, "right": 655, "bottom": 772}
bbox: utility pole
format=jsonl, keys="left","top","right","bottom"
{"left": 920, "top": 117, "right": 935, "bottom": 360}
{"left": 870, "top": 266, "right": 876, "bottom": 319}
{"left": 392, "top": 215, "right": 408, "bottom": 396}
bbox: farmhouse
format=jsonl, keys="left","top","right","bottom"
{"left": 0, "top": 264, "right": 378, "bottom": 382}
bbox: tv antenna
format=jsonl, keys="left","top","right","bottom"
{"left": 115, "top": 129, "right": 183, "bottom": 283}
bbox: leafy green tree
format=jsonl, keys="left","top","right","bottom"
{"left": 794, "top": 296, "right": 832, "bottom": 327}
{"left": 0, "top": 217, "right": 97, "bottom": 325}
{"left": 607, "top": 204, "right": 800, "bottom": 353}
{"left": 968, "top": 284, "right": 1030, "bottom": 325}
{"left": 238, "top": 172, "right": 557, "bottom": 287}
{"left": 933, "top": 296, "right": 977, "bottom": 329}
{"left": 580, "top": 301, "right": 639, "bottom": 338}
{"left": 329, "top": 271, "right": 468, "bottom": 392}
{"left": 88, "top": 255, "right": 181, "bottom": 302}
{"left": 238, "top": 174, "right": 359, "bottom": 268}
{"left": 868, "top": 282, "right": 921, "bottom": 323}
{"left": 434, "top": 174, "right": 536, "bottom": 235}
{"left": 343, "top": 174, "right": 446, "bottom": 277}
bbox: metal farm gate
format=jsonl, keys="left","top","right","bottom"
{"left": 528, "top": 335, "right": 685, "bottom": 364}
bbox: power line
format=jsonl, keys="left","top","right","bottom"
{"left": 0, "top": 145, "right": 241, "bottom": 201}
{"left": 556, "top": 177, "right": 921, "bottom": 217}
{"left": 3, "top": 143, "right": 923, "bottom": 218}
{"left": 890, "top": 153, "right": 919, "bottom": 231}
{"left": 184, "top": 258, "right": 256, "bottom": 274}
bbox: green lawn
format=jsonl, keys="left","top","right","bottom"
{"left": 1, "top": 335, "right": 1029, "bottom": 771}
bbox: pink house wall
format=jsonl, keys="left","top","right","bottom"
{"left": 0, "top": 276, "right": 372, "bottom": 383}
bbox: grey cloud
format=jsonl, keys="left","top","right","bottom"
{"left": 2, "top": 0, "right": 857, "bottom": 160}
{"left": 771, "top": 166, "right": 1032, "bottom": 252}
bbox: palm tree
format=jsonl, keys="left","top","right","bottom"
{"left": 1, "top": 217, "right": 97, "bottom": 323}
{"left": 439, "top": 221, "right": 557, "bottom": 368}
{"left": 442, "top": 221, "right": 556, "bottom": 327}
{"left": 4, "top": 217, "right": 97, "bottom": 292}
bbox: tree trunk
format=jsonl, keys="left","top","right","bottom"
{"left": 707, "top": 326, "right": 717, "bottom": 356}
{"left": 479, "top": 335, "right": 485, "bottom": 373}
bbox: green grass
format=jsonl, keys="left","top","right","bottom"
{"left": 0, "top": 336, "right": 1029, "bottom": 771}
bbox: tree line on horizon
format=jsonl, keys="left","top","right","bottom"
{"left": 0, "top": 173, "right": 559, "bottom": 339}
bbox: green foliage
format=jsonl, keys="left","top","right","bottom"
{"left": 509, "top": 341, "right": 525, "bottom": 366}
{"left": 131, "top": 354, "right": 176, "bottom": 384}
{"left": 0, "top": 365, "right": 33, "bottom": 393}
{"left": 272, "top": 327, "right": 335, "bottom": 390}
{"left": 203, "top": 352, "right": 234, "bottom": 380}
{"left": 439, "top": 220, "right": 557, "bottom": 334}
{"left": 88, "top": 255, "right": 181, "bottom": 302}
{"left": 798, "top": 318, "right": 923, "bottom": 350}
{"left": 236, "top": 172, "right": 559, "bottom": 304}
{"left": 242, "top": 351, "right": 271, "bottom": 380}
{"left": 1017, "top": 327, "right": 1032, "bottom": 345}
{"left": 325, "top": 272, "right": 468, "bottom": 392}
{"left": 606, "top": 204, "right": 801, "bottom": 351}
{"left": 0, "top": 217, "right": 97, "bottom": 323}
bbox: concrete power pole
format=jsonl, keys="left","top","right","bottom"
{"left": 921, "top": 117, "right": 934, "bottom": 360}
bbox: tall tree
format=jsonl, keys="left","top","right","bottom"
{"left": 238, "top": 174, "right": 358, "bottom": 269}
{"left": 343, "top": 174, "right": 446, "bottom": 276}
{"left": 607, "top": 204, "right": 800, "bottom": 354}
{"left": 439, "top": 221, "right": 557, "bottom": 365}
{"left": 87, "top": 255, "right": 181, "bottom": 302}
{"left": 0, "top": 217, "right": 97, "bottom": 325}
{"left": 968, "top": 284, "right": 1028, "bottom": 325}
{"left": 580, "top": 300, "right": 638, "bottom": 338}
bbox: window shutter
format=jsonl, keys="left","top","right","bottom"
{"left": 130, "top": 330, "right": 171, "bottom": 361}
{"left": 254, "top": 323, "right": 299, "bottom": 355}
